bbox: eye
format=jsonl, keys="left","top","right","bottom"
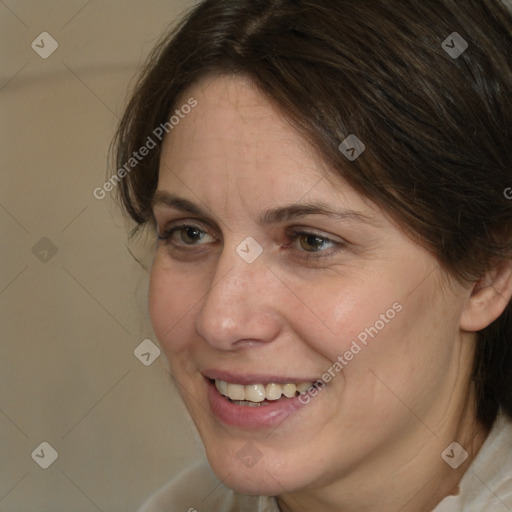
{"left": 297, "top": 233, "right": 335, "bottom": 252}
{"left": 178, "top": 226, "right": 207, "bottom": 244}
{"left": 157, "top": 223, "right": 215, "bottom": 246}
{"left": 286, "top": 229, "right": 343, "bottom": 258}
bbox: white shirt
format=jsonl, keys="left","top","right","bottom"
{"left": 137, "top": 413, "right": 512, "bottom": 511}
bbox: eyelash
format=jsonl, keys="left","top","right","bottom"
{"left": 286, "top": 230, "right": 343, "bottom": 259}
{"left": 157, "top": 223, "right": 214, "bottom": 246}
{"left": 156, "top": 223, "right": 345, "bottom": 260}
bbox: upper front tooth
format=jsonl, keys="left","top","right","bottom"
{"left": 245, "top": 384, "right": 266, "bottom": 402}
{"left": 227, "top": 383, "right": 245, "bottom": 401}
{"left": 215, "top": 379, "right": 315, "bottom": 402}
{"left": 265, "top": 383, "right": 283, "bottom": 400}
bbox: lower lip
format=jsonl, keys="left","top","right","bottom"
{"left": 206, "top": 379, "right": 310, "bottom": 429}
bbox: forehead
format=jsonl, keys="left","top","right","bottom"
{"left": 157, "top": 74, "right": 370, "bottom": 214}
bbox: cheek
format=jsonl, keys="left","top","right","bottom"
{"left": 332, "top": 280, "right": 461, "bottom": 422}
{"left": 293, "top": 271, "right": 447, "bottom": 396}
{"left": 285, "top": 276, "right": 399, "bottom": 364}
{"left": 148, "top": 258, "right": 198, "bottom": 355}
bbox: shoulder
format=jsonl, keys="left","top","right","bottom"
{"left": 434, "top": 412, "right": 512, "bottom": 512}
{"left": 136, "top": 460, "right": 279, "bottom": 512}
{"left": 466, "top": 413, "right": 512, "bottom": 509}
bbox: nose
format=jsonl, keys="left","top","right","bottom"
{"left": 195, "top": 245, "right": 282, "bottom": 350}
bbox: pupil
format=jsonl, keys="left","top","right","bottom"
{"left": 184, "top": 227, "right": 202, "bottom": 242}
{"left": 305, "top": 235, "right": 323, "bottom": 250}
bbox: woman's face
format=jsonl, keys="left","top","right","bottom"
{"left": 149, "top": 75, "right": 475, "bottom": 496}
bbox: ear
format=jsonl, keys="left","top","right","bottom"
{"left": 460, "top": 259, "right": 512, "bottom": 332}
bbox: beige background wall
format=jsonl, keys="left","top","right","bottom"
{"left": 0, "top": 1, "right": 205, "bottom": 511}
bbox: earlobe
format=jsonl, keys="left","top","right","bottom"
{"left": 460, "top": 259, "right": 512, "bottom": 332}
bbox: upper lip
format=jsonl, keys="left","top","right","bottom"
{"left": 202, "top": 369, "right": 318, "bottom": 385}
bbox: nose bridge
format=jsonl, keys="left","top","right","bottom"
{"left": 195, "top": 243, "right": 280, "bottom": 348}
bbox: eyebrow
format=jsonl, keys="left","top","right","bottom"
{"left": 152, "top": 191, "right": 205, "bottom": 216}
{"left": 151, "top": 191, "right": 378, "bottom": 226}
{"left": 260, "top": 204, "right": 377, "bottom": 226}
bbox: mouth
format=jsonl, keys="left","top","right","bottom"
{"left": 203, "top": 373, "right": 322, "bottom": 428}
{"left": 213, "top": 378, "right": 314, "bottom": 407}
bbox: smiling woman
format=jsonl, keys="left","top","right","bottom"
{"left": 112, "top": 1, "right": 512, "bottom": 511}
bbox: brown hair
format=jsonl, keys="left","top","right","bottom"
{"left": 112, "top": 0, "right": 512, "bottom": 429}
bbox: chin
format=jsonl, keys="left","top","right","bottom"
{"left": 209, "top": 463, "right": 284, "bottom": 496}
{"left": 205, "top": 448, "right": 311, "bottom": 496}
